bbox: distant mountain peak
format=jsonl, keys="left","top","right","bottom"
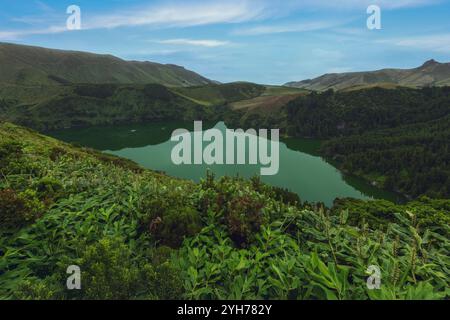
{"left": 285, "top": 59, "right": 450, "bottom": 91}
{"left": 421, "top": 59, "right": 440, "bottom": 68}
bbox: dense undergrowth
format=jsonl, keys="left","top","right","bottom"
{"left": 225, "top": 87, "right": 450, "bottom": 199}
{"left": 0, "top": 82, "right": 262, "bottom": 132}
{"left": 0, "top": 122, "right": 449, "bottom": 300}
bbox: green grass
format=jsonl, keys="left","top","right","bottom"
{"left": 262, "top": 85, "right": 309, "bottom": 96}
{"left": 171, "top": 82, "right": 265, "bottom": 107}
{"left": 0, "top": 121, "right": 449, "bottom": 300}
{"left": 0, "top": 82, "right": 267, "bottom": 131}
{"left": 1, "top": 83, "right": 229, "bottom": 131}
{"left": 0, "top": 42, "right": 212, "bottom": 87}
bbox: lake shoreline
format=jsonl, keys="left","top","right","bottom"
{"left": 47, "top": 121, "right": 402, "bottom": 206}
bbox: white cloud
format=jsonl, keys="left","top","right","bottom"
{"left": 0, "top": 0, "right": 441, "bottom": 41}
{"left": 286, "top": 0, "right": 440, "bottom": 10}
{"left": 0, "top": 0, "right": 267, "bottom": 40}
{"left": 234, "top": 20, "right": 342, "bottom": 36}
{"left": 0, "top": 26, "right": 66, "bottom": 40}
{"left": 158, "top": 39, "right": 230, "bottom": 47}
{"left": 85, "top": 0, "right": 267, "bottom": 30}
{"left": 379, "top": 34, "right": 450, "bottom": 53}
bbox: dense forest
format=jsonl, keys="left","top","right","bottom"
{"left": 1, "top": 84, "right": 218, "bottom": 131}
{"left": 0, "top": 82, "right": 263, "bottom": 131}
{"left": 227, "top": 87, "right": 450, "bottom": 199}
{"left": 321, "top": 115, "right": 450, "bottom": 198}
{"left": 284, "top": 87, "right": 450, "bottom": 138}
{"left": 1, "top": 122, "right": 449, "bottom": 299}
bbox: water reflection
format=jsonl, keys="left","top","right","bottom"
{"left": 47, "top": 121, "right": 404, "bottom": 206}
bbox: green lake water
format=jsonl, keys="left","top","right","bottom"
{"left": 48, "top": 121, "right": 403, "bottom": 206}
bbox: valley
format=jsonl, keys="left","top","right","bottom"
{"left": 0, "top": 42, "right": 449, "bottom": 301}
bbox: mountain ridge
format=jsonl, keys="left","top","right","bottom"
{"left": 284, "top": 59, "right": 450, "bottom": 91}
{"left": 0, "top": 42, "right": 213, "bottom": 87}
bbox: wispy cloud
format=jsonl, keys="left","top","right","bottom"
{"left": 157, "top": 39, "right": 230, "bottom": 47}
{"left": 233, "top": 20, "right": 342, "bottom": 36}
{"left": 1, "top": 0, "right": 441, "bottom": 41}
{"left": 287, "top": 0, "right": 441, "bottom": 10}
{"left": 0, "top": 1, "right": 64, "bottom": 40}
{"left": 379, "top": 34, "right": 450, "bottom": 53}
{"left": 0, "top": 0, "right": 268, "bottom": 40}
{"left": 85, "top": 0, "right": 267, "bottom": 30}
{"left": 0, "top": 26, "right": 67, "bottom": 40}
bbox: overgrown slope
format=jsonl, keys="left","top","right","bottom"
{"left": 0, "top": 82, "right": 267, "bottom": 131}
{"left": 226, "top": 87, "right": 450, "bottom": 199}
{"left": 1, "top": 83, "right": 228, "bottom": 131}
{"left": 0, "top": 42, "right": 212, "bottom": 87}
{"left": 0, "top": 122, "right": 449, "bottom": 300}
{"left": 171, "top": 82, "right": 265, "bottom": 106}
{"left": 285, "top": 60, "right": 450, "bottom": 91}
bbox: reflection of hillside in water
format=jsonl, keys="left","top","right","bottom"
{"left": 48, "top": 121, "right": 404, "bottom": 205}
{"left": 282, "top": 136, "right": 406, "bottom": 203}
{"left": 47, "top": 121, "right": 215, "bottom": 151}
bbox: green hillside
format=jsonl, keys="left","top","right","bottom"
{"left": 225, "top": 86, "right": 450, "bottom": 199}
{"left": 1, "top": 84, "right": 221, "bottom": 131}
{"left": 171, "top": 82, "right": 265, "bottom": 106}
{"left": 0, "top": 42, "right": 213, "bottom": 87}
{"left": 0, "top": 81, "right": 269, "bottom": 131}
{"left": 1, "top": 122, "right": 448, "bottom": 300}
{"left": 285, "top": 60, "right": 450, "bottom": 91}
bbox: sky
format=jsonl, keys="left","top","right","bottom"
{"left": 0, "top": 0, "right": 449, "bottom": 84}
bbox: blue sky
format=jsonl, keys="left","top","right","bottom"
{"left": 1, "top": 0, "right": 449, "bottom": 84}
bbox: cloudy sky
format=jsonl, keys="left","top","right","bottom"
{"left": 1, "top": 0, "right": 449, "bottom": 84}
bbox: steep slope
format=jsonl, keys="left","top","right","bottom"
{"left": 1, "top": 84, "right": 224, "bottom": 131}
{"left": 171, "top": 82, "right": 265, "bottom": 106}
{"left": 0, "top": 42, "right": 212, "bottom": 87}
{"left": 285, "top": 60, "right": 450, "bottom": 91}
{"left": 225, "top": 86, "right": 450, "bottom": 199}
{"left": 0, "top": 82, "right": 268, "bottom": 131}
{"left": 0, "top": 121, "right": 448, "bottom": 300}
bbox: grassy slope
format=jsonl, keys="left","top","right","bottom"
{"left": 171, "top": 82, "right": 266, "bottom": 106}
{"left": 0, "top": 42, "right": 212, "bottom": 87}
{"left": 0, "top": 82, "right": 269, "bottom": 131}
{"left": 221, "top": 86, "right": 310, "bottom": 134}
{"left": 284, "top": 60, "right": 450, "bottom": 91}
{"left": 0, "top": 122, "right": 449, "bottom": 300}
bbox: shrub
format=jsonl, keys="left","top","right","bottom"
{"left": 49, "top": 146, "right": 67, "bottom": 161}
{"left": 138, "top": 186, "right": 203, "bottom": 248}
{"left": 74, "top": 84, "right": 117, "bottom": 99}
{"left": 150, "top": 245, "right": 175, "bottom": 265}
{"left": 15, "top": 275, "right": 63, "bottom": 300}
{"left": 0, "top": 141, "right": 23, "bottom": 168}
{"left": 0, "top": 189, "right": 43, "bottom": 230}
{"left": 199, "top": 176, "right": 267, "bottom": 247}
{"left": 149, "top": 207, "right": 202, "bottom": 248}
{"left": 270, "top": 186, "right": 301, "bottom": 206}
{"left": 225, "top": 195, "right": 265, "bottom": 248}
{"left": 34, "top": 177, "right": 64, "bottom": 200}
{"left": 0, "top": 141, "right": 42, "bottom": 176}
{"left": 79, "top": 237, "right": 184, "bottom": 299}
{"left": 143, "top": 84, "right": 173, "bottom": 101}
{"left": 79, "top": 237, "right": 155, "bottom": 300}
{"left": 153, "top": 262, "right": 184, "bottom": 299}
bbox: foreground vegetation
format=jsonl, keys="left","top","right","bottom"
{"left": 1, "top": 122, "right": 448, "bottom": 300}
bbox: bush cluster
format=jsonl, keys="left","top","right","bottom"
{"left": 0, "top": 189, "right": 43, "bottom": 230}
